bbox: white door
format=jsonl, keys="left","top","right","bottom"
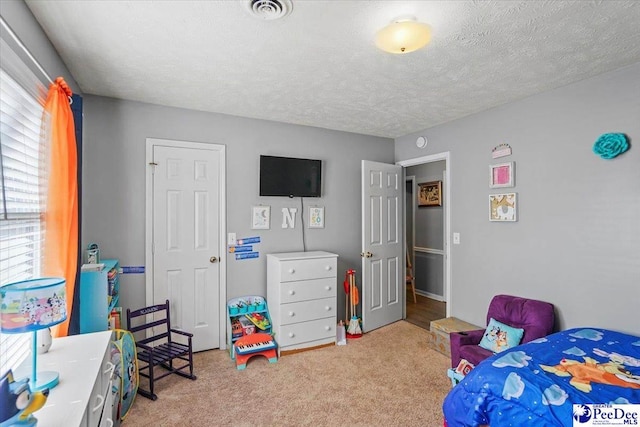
{"left": 361, "top": 160, "right": 403, "bottom": 332}
{"left": 148, "top": 139, "right": 224, "bottom": 352}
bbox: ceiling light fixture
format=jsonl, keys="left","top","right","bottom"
{"left": 375, "top": 16, "right": 431, "bottom": 54}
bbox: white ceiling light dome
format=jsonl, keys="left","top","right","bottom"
{"left": 246, "top": 0, "right": 293, "bottom": 20}
{"left": 376, "top": 16, "right": 431, "bottom": 54}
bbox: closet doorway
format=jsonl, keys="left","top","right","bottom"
{"left": 400, "top": 153, "right": 450, "bottom": 329}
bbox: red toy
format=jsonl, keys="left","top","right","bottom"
{"left": 233, "top": 332, "right": 277, "bottom": 370}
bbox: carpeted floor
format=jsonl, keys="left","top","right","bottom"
{"left": 123, "top": 320, "right": 451, "bottom": 426}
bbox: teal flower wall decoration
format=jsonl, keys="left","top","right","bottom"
{"left": 592, "top": 133, "right": 629, "bottom": 159}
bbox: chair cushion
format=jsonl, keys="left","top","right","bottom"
{"left": 458, "top": 344, "right": 493, "bottom": 367}
{"left": 486, "top": 295, "right": 555, "bottom": 344}
{"left": 478, "top": 318, "right": 524, "bottom": 353}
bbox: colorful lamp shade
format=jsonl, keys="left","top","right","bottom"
{"left": 0, "top": 277, "right": 67, "bottom": 391}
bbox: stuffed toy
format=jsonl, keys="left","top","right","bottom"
{"left": 0, "top": 370, "right": 48, "bottom": 427}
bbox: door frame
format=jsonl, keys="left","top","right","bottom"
{"left": 404, "top": 174, "right": 416, "bottom": 317}
{"left": 145, "top": 137, "right": 227, "bottom": 349}
{"left": 398, "top": 151, "right": 451, "bottom": 317}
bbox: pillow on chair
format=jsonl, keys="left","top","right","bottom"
{"left": 478, "top": 318, "right": 524, "bottom": 353}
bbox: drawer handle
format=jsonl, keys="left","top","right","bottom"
{"left": 325, "top": 265, "right": 332, "bottom": 271}
{"left": 288, "top": 290, "right": 295, "bottom": 295}
{"left": 288, "top": 311, "right": 295, "bottom": 317}
{"left": 92, "top": 393, "right": 105, "bottom": 412}
{"left": 104, "top": 361, "right": 115, "bottom": 377}
{"left": 325, "top": 306, "right": 331, "bottom": 311}
{"left": 288, "top": 268, "right": 295, "bottom": 274}
{"left": 325, "top": 326, "right": 332, "bottom": 331}
{"left": 288, "top": 332, "right": 295, "bottom": 338}
{"left": 325, "top": 285, "right": 331, "bottom": 291}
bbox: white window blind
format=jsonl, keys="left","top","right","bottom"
{"left": 0, "top": 38, "right": 49, "bottom": 375}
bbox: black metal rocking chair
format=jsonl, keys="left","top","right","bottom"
{"left": 126, "top": 299, "right": 196, "bottom": 400}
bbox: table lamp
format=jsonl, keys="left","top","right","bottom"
{"left": 0, "top": 277, "right": 67, "bottom": 391}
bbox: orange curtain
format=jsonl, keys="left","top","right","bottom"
{"left": 43, "top": 77, "right": 78, "bottom": 338}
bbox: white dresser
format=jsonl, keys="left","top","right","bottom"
{"left": 16, "top": 331, "right": 116, "bottom": 427}
{"left": 267, "top": 251, "right": 338, "bottom": 355}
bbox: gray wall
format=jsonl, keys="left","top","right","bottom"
{"left": 5, "top": 0, "right": 639, "bottom": 336}
{"left": 82, "top": 95, "right": 393, "bottom": 315}
{"left": 396, "top": 63, "right": 640, "bottom": 335}
{"left": 406, "top": 161, "right": 446, "bottom": 297}
{"left": 3, "top": 0, "right": 393, "bottom": 323}
{"left": 0, "top": 0, "right": 79, "bottom": 92}
{"left": 407, "top": 161, "right": 445, "bottom": 250}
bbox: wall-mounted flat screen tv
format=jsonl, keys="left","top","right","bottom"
{"left": 260, "top": 155, "right": 322, "bottom": 197}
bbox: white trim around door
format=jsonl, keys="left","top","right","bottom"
{"left": 145, "top": 137, "right": 227, "bottom": 350}
{"left": 398, "top": 151, "right": 451, "bottom": 318}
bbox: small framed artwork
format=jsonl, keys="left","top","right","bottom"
{"left": 489, "top": 193, "right": 517, "bottom": 222}
{"left": 489, "top": 162, "right": 515, "bottom": 188}
{"left": 309, "top": 207, "right": 324, "bottom": 228}
{"left": 251, "top": 205, "right": 270, "bottom": 229}
{"left": 418, "top": 181, "right": 442, "bottom": 207}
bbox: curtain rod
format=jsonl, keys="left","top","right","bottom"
{"left": 0, "top": 15, "right": 54, "bottom": 84}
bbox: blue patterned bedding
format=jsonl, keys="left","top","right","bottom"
{"left": 443, "top": 328, "right": 640, "bottom": 427}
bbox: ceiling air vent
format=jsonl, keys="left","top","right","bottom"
{"left": 246, "top": 0, "right": 293, "bottom": 20}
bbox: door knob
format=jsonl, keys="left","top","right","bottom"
{"left": 360, "top": 252, "right": 373, "bottom": 258}
{"left": 210, "top": 256, "right": 218, "bottom": 263}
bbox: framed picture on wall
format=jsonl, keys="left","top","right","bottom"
{"left": 251, "top": 205, "right": 270, "bottom": 229}
{"left": 489, "top": 162, "right": 515, "bottom": 188}
{"left": 418, "top": 181, "right": 442, "bottom": 207}
{"left": 489, "top": 193, "right": 517, "bottom": 222}
{"left": 309, "top": 207, "right": 324, "bottom": 228}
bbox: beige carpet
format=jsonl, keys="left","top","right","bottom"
{"left": 123, "top": 321, "right": 451, "bottom": 426}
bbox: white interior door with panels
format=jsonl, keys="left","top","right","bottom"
{"left": 361, "top": 160, "right": 404, "bottom": 332}
{"left": 145, "top": 138, "right": 226, "bottom": 352}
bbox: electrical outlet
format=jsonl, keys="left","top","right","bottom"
{"left": 453, "top": 232, "right": 460, "bottom": 245}
{"left": 228, "top": 232, "right": 237, "bottom": 246}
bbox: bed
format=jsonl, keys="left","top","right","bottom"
{"left": 443, "top": 328, "right": 640, "bottom": 427}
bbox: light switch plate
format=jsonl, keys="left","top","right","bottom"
{"left": 228, "top": 232, "right": 237, "bottom": 245}
{"left": 453, "top": 232, "right": 460, "bottom": 245}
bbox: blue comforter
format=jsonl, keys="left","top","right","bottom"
{"left": 443, "top": 328, "right": 640, "bottom": 427}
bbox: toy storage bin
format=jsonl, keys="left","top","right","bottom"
{"left": 226, "top": 295, "right": 274, "bottom": 362}
{"left": 239, "top": 317, "right": 255, "bottom": 335}
{"left": 254, "top": 297, "right": 266, "bottom": 311}
{"left": 428, "top": 317, "right": 482, "bottom": 357}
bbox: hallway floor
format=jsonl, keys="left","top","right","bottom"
{"left": 405, "top": 293, "right": 446, "bottom": 330}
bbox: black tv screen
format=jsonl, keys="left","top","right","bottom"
{"left": 260, "top": 155, "right": 322, "bottom": 197}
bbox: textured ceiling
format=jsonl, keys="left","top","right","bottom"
{"left": 25, "top": 0, "right": 640, "bottom": 138}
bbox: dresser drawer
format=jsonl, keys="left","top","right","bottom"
{"left": 279, "top": 297, "right": 336, "bottom": 326}
{"left": 86, "top": 375, "right": 105, "bottom": 427}
{"left": 99, "top": 342, "right": 115, "bottom": 399}
{"left": 278, "top": 317, "right": 336, "bottom": 347}
{"left": 279, "top": 278, "right": 336, "bottom": 303}
{"left": 99, "top": 382, "right": 114, "bottom": 427}
{"left": 277, "top": 258, "right": 337, "bottom": 282}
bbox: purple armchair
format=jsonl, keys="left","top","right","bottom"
{"left": 450, "top": 294, "right": 555, "bottom": 368}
